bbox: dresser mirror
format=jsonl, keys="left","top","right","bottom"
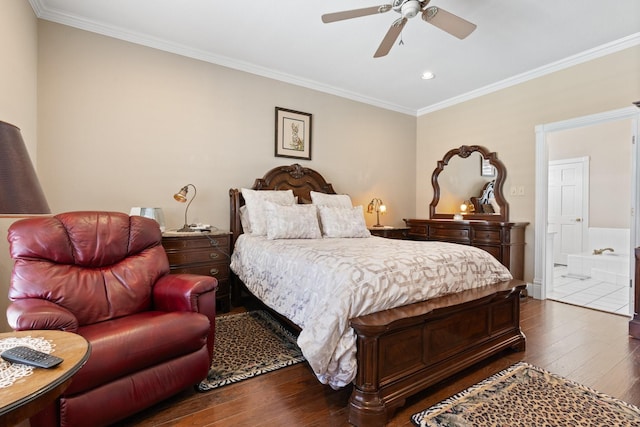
{"left": 430, "top": 145, "right": 509, "bottom": 222}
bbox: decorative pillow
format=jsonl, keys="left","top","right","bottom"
{"left": 317, "top": 205, "right": 371, "bottom": 238}
{"left": 310, "top": 191, "right": 353, "bottom": 208}
{"left": 241, "top": 188, "right": 295, "bottom": 236}
{"left": 239, "top": 205, "right": 252, "bottom": 234}
{"left": 264, "top": 202, "right": 321, "bottom": 240}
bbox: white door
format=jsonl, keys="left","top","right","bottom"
{"left": 548, "top": 158, "right": 588, "bottom": 265}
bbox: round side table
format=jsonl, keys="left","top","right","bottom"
{"left": 0, "top": 330, "right": 90, "bottom": 427}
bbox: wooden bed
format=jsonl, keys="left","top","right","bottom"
{"left": 229, "top": 163, "right": 526, "bottom": 426}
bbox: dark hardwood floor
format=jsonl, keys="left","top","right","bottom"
{"left": 117, "top": 298, "right": 639, "bottom": 426}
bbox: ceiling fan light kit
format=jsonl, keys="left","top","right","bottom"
{"left": 401, "top": 1, "right": 421, "bottom": 18}
{"left": 322, "top": 0, "right": 477, "bottom": 57}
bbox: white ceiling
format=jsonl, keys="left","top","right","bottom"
{"left": 30, "top": 0, "right": 640, "bottom": 116}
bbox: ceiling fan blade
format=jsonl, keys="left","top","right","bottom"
{"left": 373, "top": 17, "right": 407, "bottom": 58}
{"left": 422, "top": 6, "right": 477, "bottom": 39}
{"left": 322, "top": 5, "right": 392, "bottom": 23}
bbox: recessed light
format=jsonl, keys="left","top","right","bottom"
{"left": 421, "top": 71, "right": 435, "bottom": 80}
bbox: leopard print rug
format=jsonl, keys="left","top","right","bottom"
{"left": 198, "top": 310, "right": 305, "bottom": 391}
{"left": 411, "top": 362, "right": 640, "bottom": 426}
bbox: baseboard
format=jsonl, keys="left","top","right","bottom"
{"left": 529, "top": 281, "right": 542, "bottom": 300}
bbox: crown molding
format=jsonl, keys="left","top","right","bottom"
{"left": 417, "top": 32, "right": 640, "bottom": 116}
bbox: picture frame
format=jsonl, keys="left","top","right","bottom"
{"left": 481, "top": 157, "right": 496, "bottom": 177}
{"left": 275, "top": 107, "right": 312, "bottom": 160}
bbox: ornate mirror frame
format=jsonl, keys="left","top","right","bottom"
{"left": 430, "top": 145, "right": 509, "bottom": 222}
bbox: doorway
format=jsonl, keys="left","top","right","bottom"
{"left": 546, "top": 125, "right": 631, "bottom": 315}
{"left": 533, "top": 106, "right": 640, "bottom": 317}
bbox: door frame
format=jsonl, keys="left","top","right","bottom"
{"left": 533, "top": 106, "right": 640, "bottom": 307}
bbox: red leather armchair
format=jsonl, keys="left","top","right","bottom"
{"left": 6, "top": 211, "right": 217, "bottom": 427}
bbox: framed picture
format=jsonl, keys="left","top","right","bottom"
{"left": 481, "top": 157, "right": 496, "bottom": 177}
{"left": 275, "top": 107, "right": 312, "bottom": 160}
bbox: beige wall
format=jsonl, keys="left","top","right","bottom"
{"left": 0, "top": 2, "right": 39, "bottom": 332}
{"left": 548, "top": 119, "right": 632, "bottom": 229}
{"left": 0, "top": 1, "right": 38, "bottom": 143}
{"left": 36, "top": 21, "right": 416, "bottom": 233}
{"left": 416, "top": 46, "right": 640, "bottom": 284}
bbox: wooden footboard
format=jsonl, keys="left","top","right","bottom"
{"left": 348, "top": 279, "right": 526, "bottom": 427}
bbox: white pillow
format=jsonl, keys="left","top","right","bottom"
{"left": 264, "top": 202, "right": 321, "bottom": 240}
{"left": 241, "top": 188, "right": 295, "bottom": 236}
{"left": 317, "top": 205, "right": 371, "bottom": 238}
{"left": 310, "top": 191, "right": 353, "bottom": 208}
{"left": 239, "top": 205, "right": 252, "bottom": 233}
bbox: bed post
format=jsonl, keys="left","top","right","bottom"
{"left": 229, "top": 188, "right": 242, "bottom": 249}
{"left": 348, "top": 330, "right": 389, "bottom": 427}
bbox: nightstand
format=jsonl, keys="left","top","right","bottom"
{"left": 161, "top": 230, "right": 231, "bottom": 313}
{"left": 368, "top": 226, "right": 410, "bottom": 240}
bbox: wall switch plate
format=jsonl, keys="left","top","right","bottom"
{"left": 517, "top": 186, "right": 525, "bottom": 196}
{"left": 510, "top": 186, "right": 517, "bottom": 196}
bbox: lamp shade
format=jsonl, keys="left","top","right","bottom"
{"left": 173, "top": 184, "right": 197, "bottom": 232}
{"left": 367, "top": 198, "right": 386, "bottom": 227}
{"left": 0, "top": 121, "right": 50, "bottom": 214}
{"left": 130, "top": 207, "right": 166, "bottom": 232}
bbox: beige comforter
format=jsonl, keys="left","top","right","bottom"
{"left": 230, "top": 235, "right": 513, "bottom": 388}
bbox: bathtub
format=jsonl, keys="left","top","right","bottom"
{"left": 566, "top": 252, "right": 630, "bottom": 286}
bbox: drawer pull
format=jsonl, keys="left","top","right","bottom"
{"left": 210, "top": 253, "right": 219, "bottom": 259}
{"left": 210, "top": 268, "right": 219, "bottom": 276}
{"left": 210, "top": 240, "right": 219, "bottom": 247}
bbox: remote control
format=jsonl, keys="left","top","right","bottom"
{"left": 1, "top": 346, "right": 64, "bottom": 369}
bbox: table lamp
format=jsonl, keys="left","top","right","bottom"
{"left": 173, "top": 184, "right": 197, "bottom": 232}
{"left": 367, "top": 198, "right": 386, "bottom": 228}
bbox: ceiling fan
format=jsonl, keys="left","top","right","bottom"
{"left": 321, "top": 0, "right": 477, "bottom": 58}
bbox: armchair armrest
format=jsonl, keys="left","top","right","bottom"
{"left": 153, "top": 273, "right": 217, "bottom": 314}
{"left": 154, "top": 273, "right": 218, "bottom": 361}
{"left": 7, "top": 299, "right": 79, "bottom": 332}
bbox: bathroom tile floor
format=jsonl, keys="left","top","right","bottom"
{"left": 547, "top": 265, "right": 630, "bottom": 316}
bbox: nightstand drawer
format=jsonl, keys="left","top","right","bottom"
{"left": 162, "top": 235, "right": 228, "bottom": 250}
{"left": 369, "top": 227, "right": 410, "bottom": 239}
{"left": 165, "top": 248, "right": 226, "bottom": 265}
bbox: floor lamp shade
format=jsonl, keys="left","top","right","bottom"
{"left": 0, "top": 121, "right": 51, "bottom": 214}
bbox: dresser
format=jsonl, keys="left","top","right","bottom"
{"left": 161, "top": 231, "right": 231, "bottom": 313}
{"left": 403, "top": 219, "right": 528, "bottom": 280}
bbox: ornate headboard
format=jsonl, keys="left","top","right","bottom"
{"left": 229, "top": 164, "right": 336, "bottom": 247}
